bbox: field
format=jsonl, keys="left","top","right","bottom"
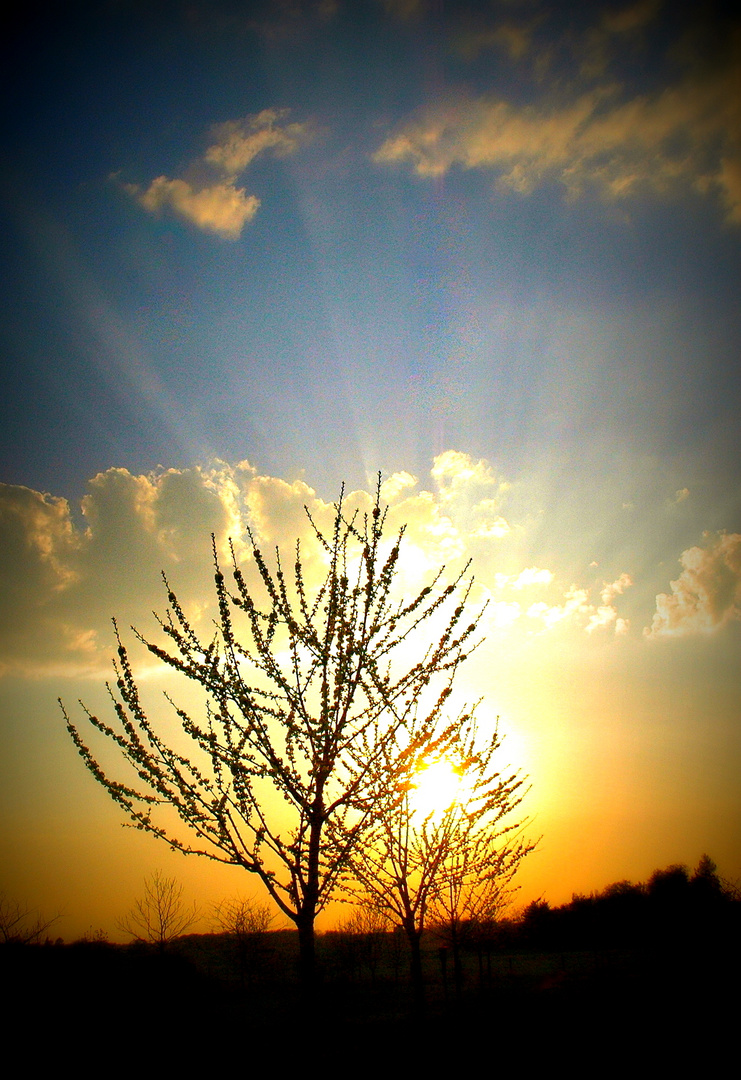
{"left": 4, "top": 926, "right": 736, "bottom": 1065}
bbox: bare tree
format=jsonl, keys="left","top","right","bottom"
{"left": 61, "top": 481, "right": 481, "bottom": 984}
{"left": 431, "top": 822, "right": 529, "bottom": 993}
{"left": 213, "top": 896, "right": 276, "bottom": 985}
{"left": 117, "top": 870, "right": 199, "bottom": 949}
{"left": 0, "top": 894, "right": 59, "bottom": 945}
{"left": 214, "top": 895, "right": 275, "bottom": 937}
{"left": 332, "top": 905, "right": 390, "bottom": 983}
{"left": 347, "top": 717, "right": 533, "bottom": 1001}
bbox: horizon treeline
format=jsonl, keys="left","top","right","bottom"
{"left": 3, "top": 853, "right": 738, "bottom": 951}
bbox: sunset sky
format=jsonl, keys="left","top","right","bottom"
{"left": 2, "top": 0, "right": 740, "bottom": 940}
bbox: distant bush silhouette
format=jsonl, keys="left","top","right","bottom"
{"left": 507, "top": 855, "right": 740, "bottom": 954}
{"left": 329, "top": 908, "right": 389, "bottom": 983}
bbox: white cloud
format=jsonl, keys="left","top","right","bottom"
{"left": 527, "top": 586, "right": 591, "bottom": 629}
{"left": 646, "top": 531, "right": 741, "bottom": 638}
{"left": 125, "top": 109, "right": 314, "bottom": 238}
{"left": 487, "top": 599, "right": 522, "bottom": 629}
{"left": 522, "top": 572, "right": 632, "bottom": 635}
{"left": 600, "top": 572, "right": 633, "bottom": 604}
{"left": 670, "top": 488, "right": 690, "bottom": 506}
{"left": 380, "top": 471, "right": 418, "bottom": 502}
{"left": 430, "top": 450, "right": 511, "bottom": 541}
{"left": 514, "top": 567, "right": 555, "bottom": 589}
{"left": 0, "top": 454, "right": 641, "bottom": 677}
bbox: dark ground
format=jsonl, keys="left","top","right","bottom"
{"left": 4, "top": 928, "right": 736, "bottom": 1068}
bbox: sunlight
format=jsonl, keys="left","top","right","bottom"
{"left": 410, "top": 758, "right": 466, "bottom": 819}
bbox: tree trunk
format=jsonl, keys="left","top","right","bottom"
{"left": 296, "top": 804, "right": 323, "bottom": 989}
{"left": 406, "top": 927, "right": 425, "bottom": 1009}
{"left": 297, "top": 915, "right": 316, "bottom": 989}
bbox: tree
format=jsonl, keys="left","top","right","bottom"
{"left": 331, "top": 907, "right": 389, "bottom": 983}
{"left": 213, "top": 895, "right": 275, "bottom": 938}
{"left": 116, "top": 870, "right": 199, "bottom": 949}
{"left": 690, "top": 853, "right": 723, "bottom": 898}
{"left": 213, "top": 896, "right": 276, "bottom": 986}
{"left": 347, "top": 716, "right": 532, "bottom": 1001}
{"left": 431, "top": 807, "right": 530, "bottom": 994}
{"left": 0, "top": 894, "right": 59, "bottom": 945}
{"left": 61, "top": 481, "right": 482, "bottom": 984}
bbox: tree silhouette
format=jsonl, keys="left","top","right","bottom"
{"left": 116, "top": 870, "right": 199, "bottom": 949}
{"left": 347, "top": 716, "right": 532, "bottom": 1001}
{"left": 61, "top": 481, "right": 482, "bottom": 983}
{"left": 213, "top": 896, "right": 276, "bottom": 985}
{"left": 0, "top": 894, "right": 59, "bottom": 945}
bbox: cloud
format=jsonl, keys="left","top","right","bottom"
{"left": 205, "top": 109, "right": 315, "bottom": 176}
{"left": 0, "top": 453, "right": 640, "bottom": 677}
{"left": 494, "top": 568, "right": 554, "bottom": 590}
{"left": 380, "top": 0, "right": 427, "bottom": 20}
{"left": 380, "top": 471, "right": 418, "bottom": 502}
{"left": 373, "top": 34, "right": 741, "bottom": 222}
{"left": 0, "top": 464, "right": 256, "bottom": 676}
{"left": 485, "top": 565, "right": 631, "bottom": 637}
{"left": 430, "top": 450, "right": 511, "bottom": 539}
{"left": 526, "top": 586, "right": 591, "bottom": 629}
{"left": 646, "top": 532, "right": 741, "bottom": 638}
{"left": 125, "top": 109, "right": 314, "bottom": 238}
{"left": 517, "top": 570, "right": 633, "bottom": 635}
{"left": 601, "top": 572, "right": 633, "bottom": 604}
{"left": 130, "top": 177, "right": 260, "bottom": 239}
{"left": 601, "top": 0, "right": 662, "bottom": 35}
{"left": 455, "top": 21, "right": 534, "bottom": 62}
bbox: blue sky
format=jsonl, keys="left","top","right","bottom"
{"left": 1, "top": 0, "right": 740, "bottom": 936}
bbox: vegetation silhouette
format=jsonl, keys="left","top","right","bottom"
{"left": 346, "top": 715, "right": 533, "bottom": 1002}
{"left": 514, "top": 854, "right": 738, "bottom": 956}
{"left": 4, "top": 856, "right": 739, "bottom": 1062}
{"left": 212, "top": 895, "right": 276, "bottom": 986}
{"left": 116, "top": 870, "right": 199, "bottom": 950}
{"left": 0, "top": 893, "right": 59, "bottom": 945}
{"left": 61, "top": 480, "right": 486, "bottom": 985}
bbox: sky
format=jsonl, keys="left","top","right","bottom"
{"left": 1, "top": 0, "right": 740, "bottom": 941}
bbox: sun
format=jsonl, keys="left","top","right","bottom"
{"left": 410, "top": 758, "right": 465, "bottom": 819}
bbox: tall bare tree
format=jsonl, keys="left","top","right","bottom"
{"left": 61, "top": 481, "right": 481, "bottom": 983}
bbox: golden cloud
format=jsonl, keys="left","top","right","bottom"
{"left": 646, "top": 531, "right": 741, "bottom": 638}
{"left": 374, "top": 46, "right": 741, "bottom": 222}
{"left": 126, "top": 108, "right": 314, "bottom": 239}
{"left": 206, "top": 109, "right": 315, "bottom": 176}
{"left": 0, "top": 455, "right": 640, "bottom": 677}
{"left": 132, "top": 177, "right": 260, "bottom": 239}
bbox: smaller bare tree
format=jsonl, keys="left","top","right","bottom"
{"left": 0, "top": 894, "right": 59, "bottom": 945}
{"left": 432, "top": 840, "right": 526, "bottom": 992}
{"left": 214, "top": 895, "right": 275, "bottom": 937}
{"left": 213, "top": 896, "right": 276, "bottom": 985}
{"left": 333, "top": 905, "right": 390, "bottom": 983}
{"left": 117, "top": 870, "right": 199, "bottom": 950}
{"left": 348, "top": 715, "right": 533, "bottom": 1002}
